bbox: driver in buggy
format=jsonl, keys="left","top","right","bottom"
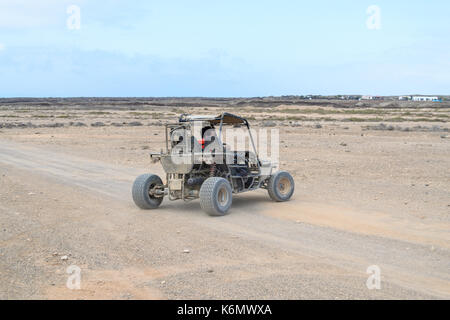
{"left": 199, "top": 125, "right": 217, "bottom": 150}
{"left": 200, "top": 124, "right": 250, "bottom": 179}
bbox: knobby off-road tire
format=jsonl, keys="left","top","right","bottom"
{"left": 132, "top": 174, "right": 164, "bottom": 209}
{"left": 199, "top": 177, "right": 233, "bottom": 216}
{"left": 267, "top": 171, "right": 295, "bottom": 202}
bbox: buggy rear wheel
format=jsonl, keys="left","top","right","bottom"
{"left": 199, "top": 177, "right": 233, "bottom": 216}
{"left": 132, "top": 174, "right": 164, "bottom": 209}
{"left": 267, "top": 171, "right": 295, "bottom": 202}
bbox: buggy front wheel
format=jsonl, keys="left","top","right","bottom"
{"left": 267, "top": 171, "right": 295, "bottom": 202}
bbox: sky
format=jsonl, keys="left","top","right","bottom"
{"left": 0, "top": 0, "right": 449, "bottom": 97}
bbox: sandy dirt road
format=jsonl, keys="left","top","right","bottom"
{"left": 0, "top": 139, "right": 449, "bottom": 299}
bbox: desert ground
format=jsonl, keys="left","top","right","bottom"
{"left": 0, "top": 98, "right": 449, "bottom": 299}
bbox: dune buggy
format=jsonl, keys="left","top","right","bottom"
{"left": 132, "top": 113, "right": 294, "bottom": 216}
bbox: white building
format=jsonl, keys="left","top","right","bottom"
{"left": 361, "top": 95, "right": 373, "bottom": 100}
{"left": 412, "top": 96, "right": 439, "bottom": 102}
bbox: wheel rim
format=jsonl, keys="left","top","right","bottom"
{"left": 217, "top": 186, "right": 229, "bottom": 207}
{"left": 278, "top": 177, "right": 291, "bottom": 196}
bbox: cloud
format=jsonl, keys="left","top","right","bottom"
{"left": 0, "top": 43, "right": 4, "bottom": 51}
{"left": 0, "top": 43, "right": 449, "bottom": 97}
{"left": 81, "top": 1, "right": 152, "bottom": 29}
{"left": 0, "top": 46, "right": 253, "bottom": 97}
{"left": 0, "top": 0, "right": 149, "bottom": 30}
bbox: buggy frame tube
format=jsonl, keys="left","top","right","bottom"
{"left": 246, "top": 123, "right": 261, "bottom": 168}
{"left": 165, "top": 124, "right": 169, "bottom": 153}
{"left": 218, "top": 114, "right": 225, "bottom": 146}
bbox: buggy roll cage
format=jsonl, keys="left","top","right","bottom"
{"left": 176, "top": 112, "right": 260, "bottom": 165}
